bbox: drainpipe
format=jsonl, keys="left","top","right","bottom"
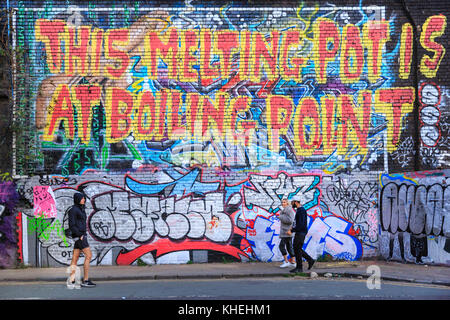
{"left": 399, "top": 0, "right": 421, "bottom": 172}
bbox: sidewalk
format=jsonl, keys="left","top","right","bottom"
{"left": 0, "top": 260, "right": 449, "bottom": 287}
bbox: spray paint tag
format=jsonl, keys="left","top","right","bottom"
{"left": 33, "top": 186, "right": 57, "bottom": 218}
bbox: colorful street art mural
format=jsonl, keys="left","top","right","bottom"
{"left": 379, "top": 170, "right": 450, "bottom": 264}
{"left": 0, "top": 181, "right": 20, "bottom": 268}
{"left": 17, "top": 170, "right": 373, "bottom": 265}
{"left": 3, "top": 0, "right": 449, "bottom": 266}
{"left": 13, "top": 2, "right": 431, "bottom": 175}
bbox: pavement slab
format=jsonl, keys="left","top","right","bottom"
{"left": 0, "top": 260, "right": 449, "bottom": 287}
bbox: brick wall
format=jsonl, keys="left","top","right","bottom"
{"left": 1, "top": 0, "right": 448, "bottom": 267}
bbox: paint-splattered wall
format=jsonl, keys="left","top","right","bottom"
{"left": 2, "top": 0, "right": 449, "bottom": 267}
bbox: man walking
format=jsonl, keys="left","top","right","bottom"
{"left": 68, "top": 192, "right": 96, "bottom": 288}
{"left": 290, "top": 196, "right": 315, "bottom": 273}
{"left": 278, "top": 198, "right": 296, "bottom": 268}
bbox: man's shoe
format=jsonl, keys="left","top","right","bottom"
{"left": 81, "top": 279, "right": 96, "bottom": 288}
{"left": 280, "top": 262, "right": 291, "bottom": 268}
{"left": 308, "top": 259, "right": 315, "bottom": 270}
{"left": 290, "top": 268, "right": 303, "bottom": 273}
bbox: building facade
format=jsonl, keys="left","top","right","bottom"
{"left": 0, "top": 0, "right": 448, "bottom": 267}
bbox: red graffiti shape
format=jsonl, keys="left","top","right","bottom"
{"left": 116, "top": 238, "right": 248, "bottom": 265}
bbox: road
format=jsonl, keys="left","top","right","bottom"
{"left": 0, "top": 277, "right": 449, "bottom": 300}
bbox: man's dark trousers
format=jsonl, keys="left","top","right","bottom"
{"left": 293, "top": 232, "right": 314, "bottom": 270}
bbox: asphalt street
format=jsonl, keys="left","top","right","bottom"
{"left": 1, "top": 277, "right": 449, "bottom": 300}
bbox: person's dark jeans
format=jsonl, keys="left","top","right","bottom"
{"left": 279, "top": 237, "right": 294, "bottom": 258}
{"left": 293, "top": 232, "right": 313, "bottom": 270}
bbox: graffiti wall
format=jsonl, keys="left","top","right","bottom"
{"left": 379, "top": 170, "right": 450, "bottom": 264}
{"left": 3, "top": 0, "right": 449, "bottom": 266}
{"left": 0, "top": 180, "right": 20, "bottom": 268}
{"left": 17, "top": 170, "right": 378, "bottom": 266}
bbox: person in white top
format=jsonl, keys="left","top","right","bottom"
{"left": 278, "top": 198, "right": 296, "bottom": 268}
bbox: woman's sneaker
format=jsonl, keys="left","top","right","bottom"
{"left": 280, "top": 261, "right": 291, "bottom": 268}
{"left": 81, "top": 279, "right": 96, "bottom": 288}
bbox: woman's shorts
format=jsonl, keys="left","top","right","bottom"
{"left": 74, "top": 236, "right": 89, "bottom": 250}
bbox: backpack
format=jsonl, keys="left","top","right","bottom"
{"left": 64, "top": 205, "right": 74, "bottom": 238}
{"left": 64, "top": 227, "right": 73, "bottom": 239}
